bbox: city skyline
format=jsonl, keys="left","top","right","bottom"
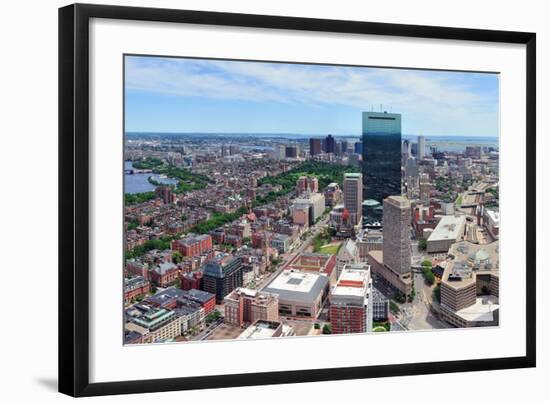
{"left": 125, "top": 56, "right": 499, "bottom": 137}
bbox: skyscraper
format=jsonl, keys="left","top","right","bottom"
{"left": 382, "top": 196, "right": 411, "bottom": 275}
{"left": 418, "top": 135, "right": 426, "bottom": 160}
{"left": 341, "top": 140, "right": 349, "bottom": 153}
{"left": 343, "top": 173, "right": 363, "bottom": 226}
{"left": 325, "top": 134, "right": 336, "bottom": 153}
{"left": 309, "top": 138, "right": 322, "bottom": 156}
{"left": 361, "top": 111, "right": 402, "bottom": 224}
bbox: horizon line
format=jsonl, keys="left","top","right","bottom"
{"left": 125, "top": 131, "right": 499, "bottom": 139}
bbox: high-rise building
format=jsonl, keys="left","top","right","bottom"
{"left": 354, "top": 141, "right": 363, "bottom": 154}
{"left": 382, "top": 196, "right": 411, "bottom": 275}
{"left": 418, "top": 135, "right": 426, "bottom": 160}
{"left": 343, "top": 173, "right": 363, "bottom": 226}
{"left": 274, "top": 145, "right": 286, "bottom": 160}
{"left": 341, "top": 140, "right": 349, "bottom": 153}
{"left": 202, "top": 254, "right": 243, "bottom": 303}
{"left": 309, "top": 138, "right": 322, "bottom": 156}
{"left": 329, "top": 263, "right": 373, "bottom": 334}
{"left": 296, "top": 176, "right": 319, "bottom": 195}
{"left": 325, "top": 134, "right": 336, "bottom": 153}
{"left": 285, "top": 145, "right": 299, "bottom": 158}
{"left": 402, "top": 139, "right": 411, "bottom": 159}
{"left": 362, "top": 111, "right": 402, "bottom": 224}
{"left": 419, "top": 173, "right": 432, "bottom": 204}
{"left": 334, "top": 142, "right": 342, "bottom": 156}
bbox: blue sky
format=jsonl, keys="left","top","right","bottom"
{"left": 125, "top": 55, "right": 499, "bottom": 137}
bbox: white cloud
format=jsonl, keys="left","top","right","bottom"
{"left": 125, "top": 56, "right": 499, "bottom": 136}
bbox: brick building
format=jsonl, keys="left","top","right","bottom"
{"left": 224, "top": 288, "right": 279, "bottom": 327}
{"left": 171, "top": 234, "right": 213, "bottom": 257}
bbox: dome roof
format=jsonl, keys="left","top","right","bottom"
{"left": 469, "top": 249, "right": 490, "bottom": 263}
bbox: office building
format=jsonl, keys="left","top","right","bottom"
{"left": 343, "top": 172, "right": 363, "bottom": 226}
{"left": 341, "top": 140, "right": 349, "bottom": 153}
{"left": 419, "top": 173, "right": 432, "bottom": 203}
{"left": 285, "top": 145, "right": 299, "bottom": 159}
{"left": 439, "top": 241, "right": 499, "bottom": 328}
{"left": 310, "top": 138, "right": 322, "bottom": 156}
{"left": 125, "top": 304, "right": 182, "bottom": 343}
{"left": 292, "top": 192, "right": 325, "bottom": 225}
{"left": 325, "top": 134, "right": 336, "bottom": 153}
{"left": 202, "top": 254, "right": 243, "bottom": 303}
{"left": 418, "top": 135, "right": 426, "bottom": 159}
{"left": 329, "top": 264, "right": 373, "bottom": 334}
{"left": 383, "top": 196, "right": 412, "bottom": 275}
{"left": 362, "top": 111, "right": 402, "bottom": 224}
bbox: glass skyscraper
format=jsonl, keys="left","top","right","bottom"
{"left": 361, "top": 111, "right": 402, "bottom": 225}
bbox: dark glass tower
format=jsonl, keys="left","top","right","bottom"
{"left": 361, "top": 111, "right": 402, "bottom": 225}
{"left": 325, "top": 134, "right": 336, "bottom": 153}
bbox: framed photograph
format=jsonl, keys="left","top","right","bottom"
{"left": 59, "top": 3, "right": 536, "bottom": 397}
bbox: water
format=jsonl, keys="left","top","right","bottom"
{"left": 124, "top": 161, "right": 178, "bottom": 194}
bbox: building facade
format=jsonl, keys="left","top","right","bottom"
{"left": 383, "top": 196, "right": 412, "bottom": 275}
{"left": 362, "top": 111, "right": 402, "bottom": 224}
{"left": 329, "top": 264, "right": 373, "bottom": 334}
{"left": 202, "top": 254, "right": 243, "bottom": 303}
{"left": 224, "top": 288, "right": 279, "bottom": 327}
{"left": 343, "top": 172, "right": 363, "bottom": 226}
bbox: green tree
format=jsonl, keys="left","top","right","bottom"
{"left": 422, "top": 267, "right": 435, "bottom": 285}
{"left": 421, "top": 259, "right": 432, "bottom": 267}
{"left": 172, "top": 250, "right": 183, "bottom": 264}
{"left": 206, "top": 310, "right": 222, "bottom": 324}
{"left": 322, "top": 323, "right": 332, "bottom": 335}
{"left": 314, "top": 323, "right": 320, "bottom": 330}
{"left": 418, "top": 239, "right": 427, "bottom": 251}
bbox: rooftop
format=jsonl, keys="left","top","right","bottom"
{"left": 263, "top": 270, "right": 329, "bottom": 303}
{"left": 332, "top": 267, "right": 370, "bottom": 299}
{"left": 442, "top": 240, "right": 499, "bottom": 289}
{"left": 238, "top": 320, "right": 282, "bottom": 339}
{"left": 427, "top": 215, "right": 466, "bottom": 242}
{"left": 455, "top": 295, "right": 499, "bottom": 323}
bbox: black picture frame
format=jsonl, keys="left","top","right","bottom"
{"left": 59, "top": 3, "right": 536, "bottom": 397}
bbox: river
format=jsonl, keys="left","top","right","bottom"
{"left": 124, "top": 161, "right": 178, "bottom": 194}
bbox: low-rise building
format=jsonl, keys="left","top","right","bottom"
{"left": 171, "top": 234, "right": 213, "bottom": 257}
{"left": 286, "top": 252, "right": 337, "bottom": 285}
{"left": 270, "top": 233, "right": 292, "bottom": 254}
{"left": 263, "top": 270, "right": 329, "bottom": 319}
{"left": 150, "top": 262, "right": 179, "bottom": 287}
{"left": 439, "top": 240, "right": 499, "bottom": 328}
{"left": 124, "top": 276, "right": 150, "bottom": 304}
{"left": 126, "top": 304, "right": 182, "bottom": 343}
{"left": 224, "top": 288, "right": 279, "bottom": 327}
{"left": 426, "top": 215, "right": 466, "bottom": 253}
